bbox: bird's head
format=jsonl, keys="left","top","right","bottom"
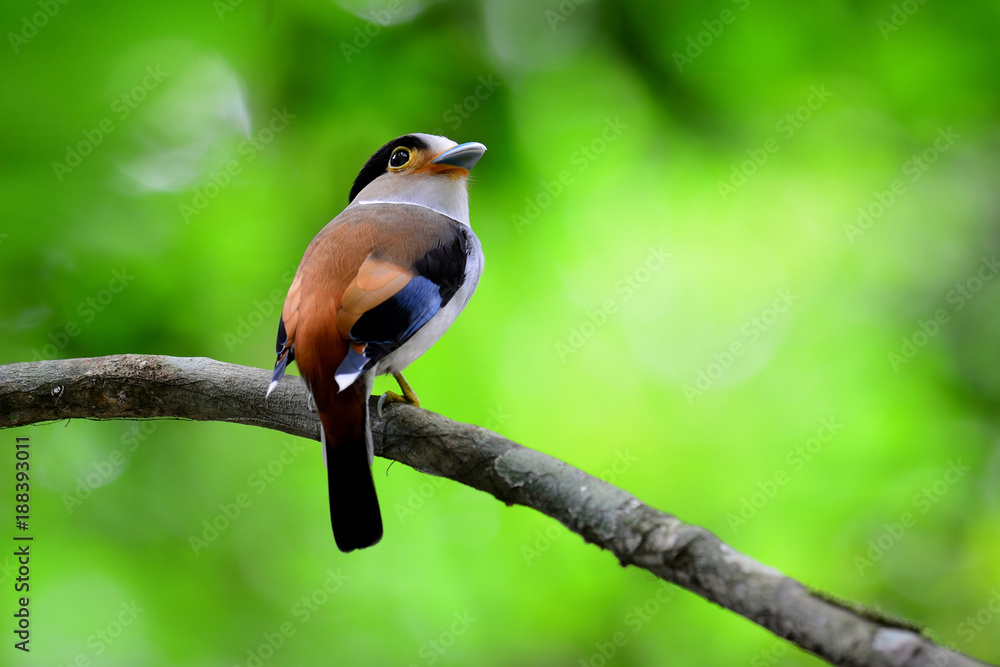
{"left": 347, "top": 134, "right": 486, "bottom": 224}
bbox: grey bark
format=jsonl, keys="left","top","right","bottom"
{"left": 0, "top": 354, "right": 992, "bottom": 667}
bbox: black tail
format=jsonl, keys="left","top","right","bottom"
{"left": 326, "top": 435, "right": 383, "bottom": 552}
{"left": 318, "top": 387, "right": 383, "bottom": 552}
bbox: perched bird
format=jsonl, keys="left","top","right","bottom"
{"left": 267, "top": 134, "right": 486, "bottom": 552}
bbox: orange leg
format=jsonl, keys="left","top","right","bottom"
{"left": 377, "top": 372, "right": 421, "bottom": 417}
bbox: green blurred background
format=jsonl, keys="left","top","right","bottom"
{"left": 3, "top": 0, "right": 1000, "bottom": 664}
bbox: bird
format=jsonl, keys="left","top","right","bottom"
{"left": 266, "top": 133, "right": 486, "bottom": 552}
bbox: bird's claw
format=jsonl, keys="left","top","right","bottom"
{"left": 376, "top": 390, "right": 419, "bottom": 418}
{"left": 376, "top": 372, "right": 421, "bottom": 418}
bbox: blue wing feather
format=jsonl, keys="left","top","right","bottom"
{"left": 351, "top": 275, "right": 442, "bottom": 346}
{"left": 333, "top": 276, "right": 442, "bottom": 387}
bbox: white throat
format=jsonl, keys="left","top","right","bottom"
{"left": 349, "top": 173, "right": 471, "bottom": 226}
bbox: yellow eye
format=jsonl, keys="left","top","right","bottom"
{"left": 389, "top": 147, "right": 411, "bottom": 169}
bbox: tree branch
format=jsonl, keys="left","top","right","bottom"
{"left": 0, "top": 355, "right": 991, "bottom": 667}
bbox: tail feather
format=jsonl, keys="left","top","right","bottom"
{"left": 267, "top": 317, "right": 295, "bottom": 399}
{"left": 318, "top": 381, "right": 382, "bottom": 552}
{"left": 325, "top": 428, "right": 383, "bottom": 552}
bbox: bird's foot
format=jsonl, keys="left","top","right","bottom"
{"left": 377, "top": 372, "right": 420, "bottom": 417}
